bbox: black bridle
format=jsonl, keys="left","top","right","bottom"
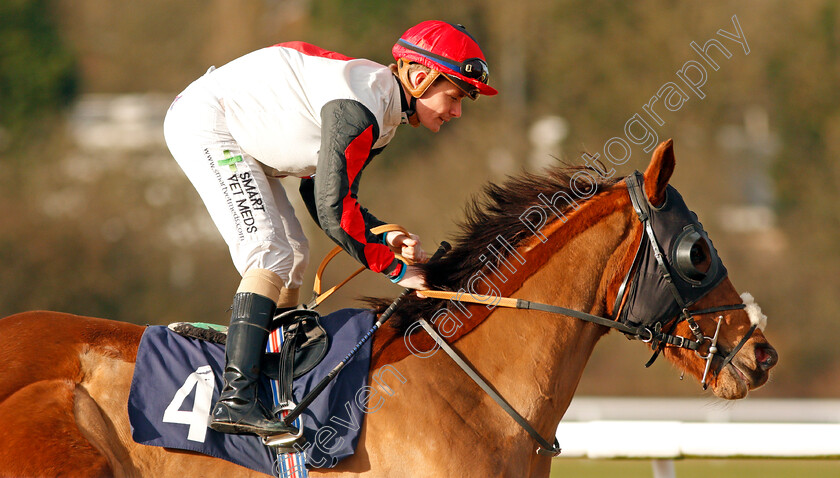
{"left": 418, "top": 172, "right": 757, "bottom": 457}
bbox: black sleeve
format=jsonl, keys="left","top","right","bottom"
{"left": 311, "top": 99, "right": 400, "bottom": 276}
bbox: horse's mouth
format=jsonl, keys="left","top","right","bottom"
{"left": 711, "top": 363, "right": 750, "bottom": 399}
{"left": 731, "top": 363, "right": 749, "bottom": 388}
{"left": 713, "top": 358, "right": 767, "bottom": 400}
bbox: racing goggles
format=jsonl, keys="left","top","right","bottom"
{"left": 442, "top": 73, "right": 481, "bottom": 100}
{"left": 396, "top": 39, "right": 490, "bottom": 84}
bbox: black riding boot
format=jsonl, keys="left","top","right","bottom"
{"left": 209, "top": 292, "right": 297, "bottom": 436}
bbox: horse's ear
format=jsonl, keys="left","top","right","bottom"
{"left": 643, "top": 139, "right": 675, "bottom": 207}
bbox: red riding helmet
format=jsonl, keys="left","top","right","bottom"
{"left": 392, "top": 21, "right": 498, "bottom": 99}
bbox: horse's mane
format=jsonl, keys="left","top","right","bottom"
{"left": 365, "top": 162, "right": 620, "bottom": 334}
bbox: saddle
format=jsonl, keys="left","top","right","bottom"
{"left": 169, "top": 308, "right": 329, "bottom": 392}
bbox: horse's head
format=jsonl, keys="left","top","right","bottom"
{"left": 612, "top": 139, "right": 777, "bottom": 400}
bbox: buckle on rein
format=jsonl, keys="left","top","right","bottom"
{"left": 637, "top": 322, "right": 689, "bottom": 350}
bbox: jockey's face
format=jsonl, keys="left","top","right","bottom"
{"left": 413, "top": 73, "right": 466, "bottom": 132}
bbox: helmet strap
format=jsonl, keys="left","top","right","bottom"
{"left": 407, "top": 96, "right": 419, "bottom": 126}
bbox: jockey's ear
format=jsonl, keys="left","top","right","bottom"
{"left": 643, "top": 139, "right": 675, "bottom": 208}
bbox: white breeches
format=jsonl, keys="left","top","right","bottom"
{"left": 163, "top": 76, "right": 309, "bottom": 296}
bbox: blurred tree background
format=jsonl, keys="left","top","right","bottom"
{"left": 1, "top": 0, "right": 838, "bottom": 398}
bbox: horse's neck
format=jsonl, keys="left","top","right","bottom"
{"left": 452, "top": 206, "right": 636, "bottom": 441}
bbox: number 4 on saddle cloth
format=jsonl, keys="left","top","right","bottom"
{"left": 127, "top": 308, "right": 376, "bottom": 476}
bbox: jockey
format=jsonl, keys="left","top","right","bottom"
{"left": 163, "top": 21, "right": 497, "bottom": 437}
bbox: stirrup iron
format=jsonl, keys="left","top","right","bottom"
{"left": 262, "top": 401, "right": 304, "bottom": 447}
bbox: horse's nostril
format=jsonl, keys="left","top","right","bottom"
{"left": 755, "top": 344, "right": 778, "bottom": 370}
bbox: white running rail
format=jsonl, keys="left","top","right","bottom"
{"left": 554, "top": 397, "right": 840, "bottom": 478}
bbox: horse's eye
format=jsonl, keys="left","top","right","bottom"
{"left": 690, "top": 241, "right": 709, "bottom": 269}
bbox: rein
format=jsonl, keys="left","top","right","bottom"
{"left": 421, "top": 289, "right": 751, "bottom": 389}
{"left": 309, "top": 224, "right": 412, "bottom": 308}
{"left": 418, "top": 317, "right": 562, "bottom": 456}
{"left": 419, "top": 290, "right": 726, "bottom": 351}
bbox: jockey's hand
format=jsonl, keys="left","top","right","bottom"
{"left": 385, "top": 231, "right": 428, "bottom": 263}
{"left": 396, "top": 265, "right": 428, "bottom": 295}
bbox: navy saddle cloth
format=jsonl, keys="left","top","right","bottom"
{"left": 127, "top": 308, "right": 375, "bottom": 474}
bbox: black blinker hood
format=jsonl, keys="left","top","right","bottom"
{"left": 617, "top": 172, "right": 729, "bottom": 328}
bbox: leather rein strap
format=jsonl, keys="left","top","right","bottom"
{"left": 418, "top": 318, "right": 562, "bottom": 457}
{"left": 310, "top": 224, "right": 412, "bottom": 308}
{"left": 419, "top": 290, "right": 702, "bottom": 350}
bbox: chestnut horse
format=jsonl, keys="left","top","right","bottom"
{"left": 0, "top": 140, "right": 777, "bottom": 477}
